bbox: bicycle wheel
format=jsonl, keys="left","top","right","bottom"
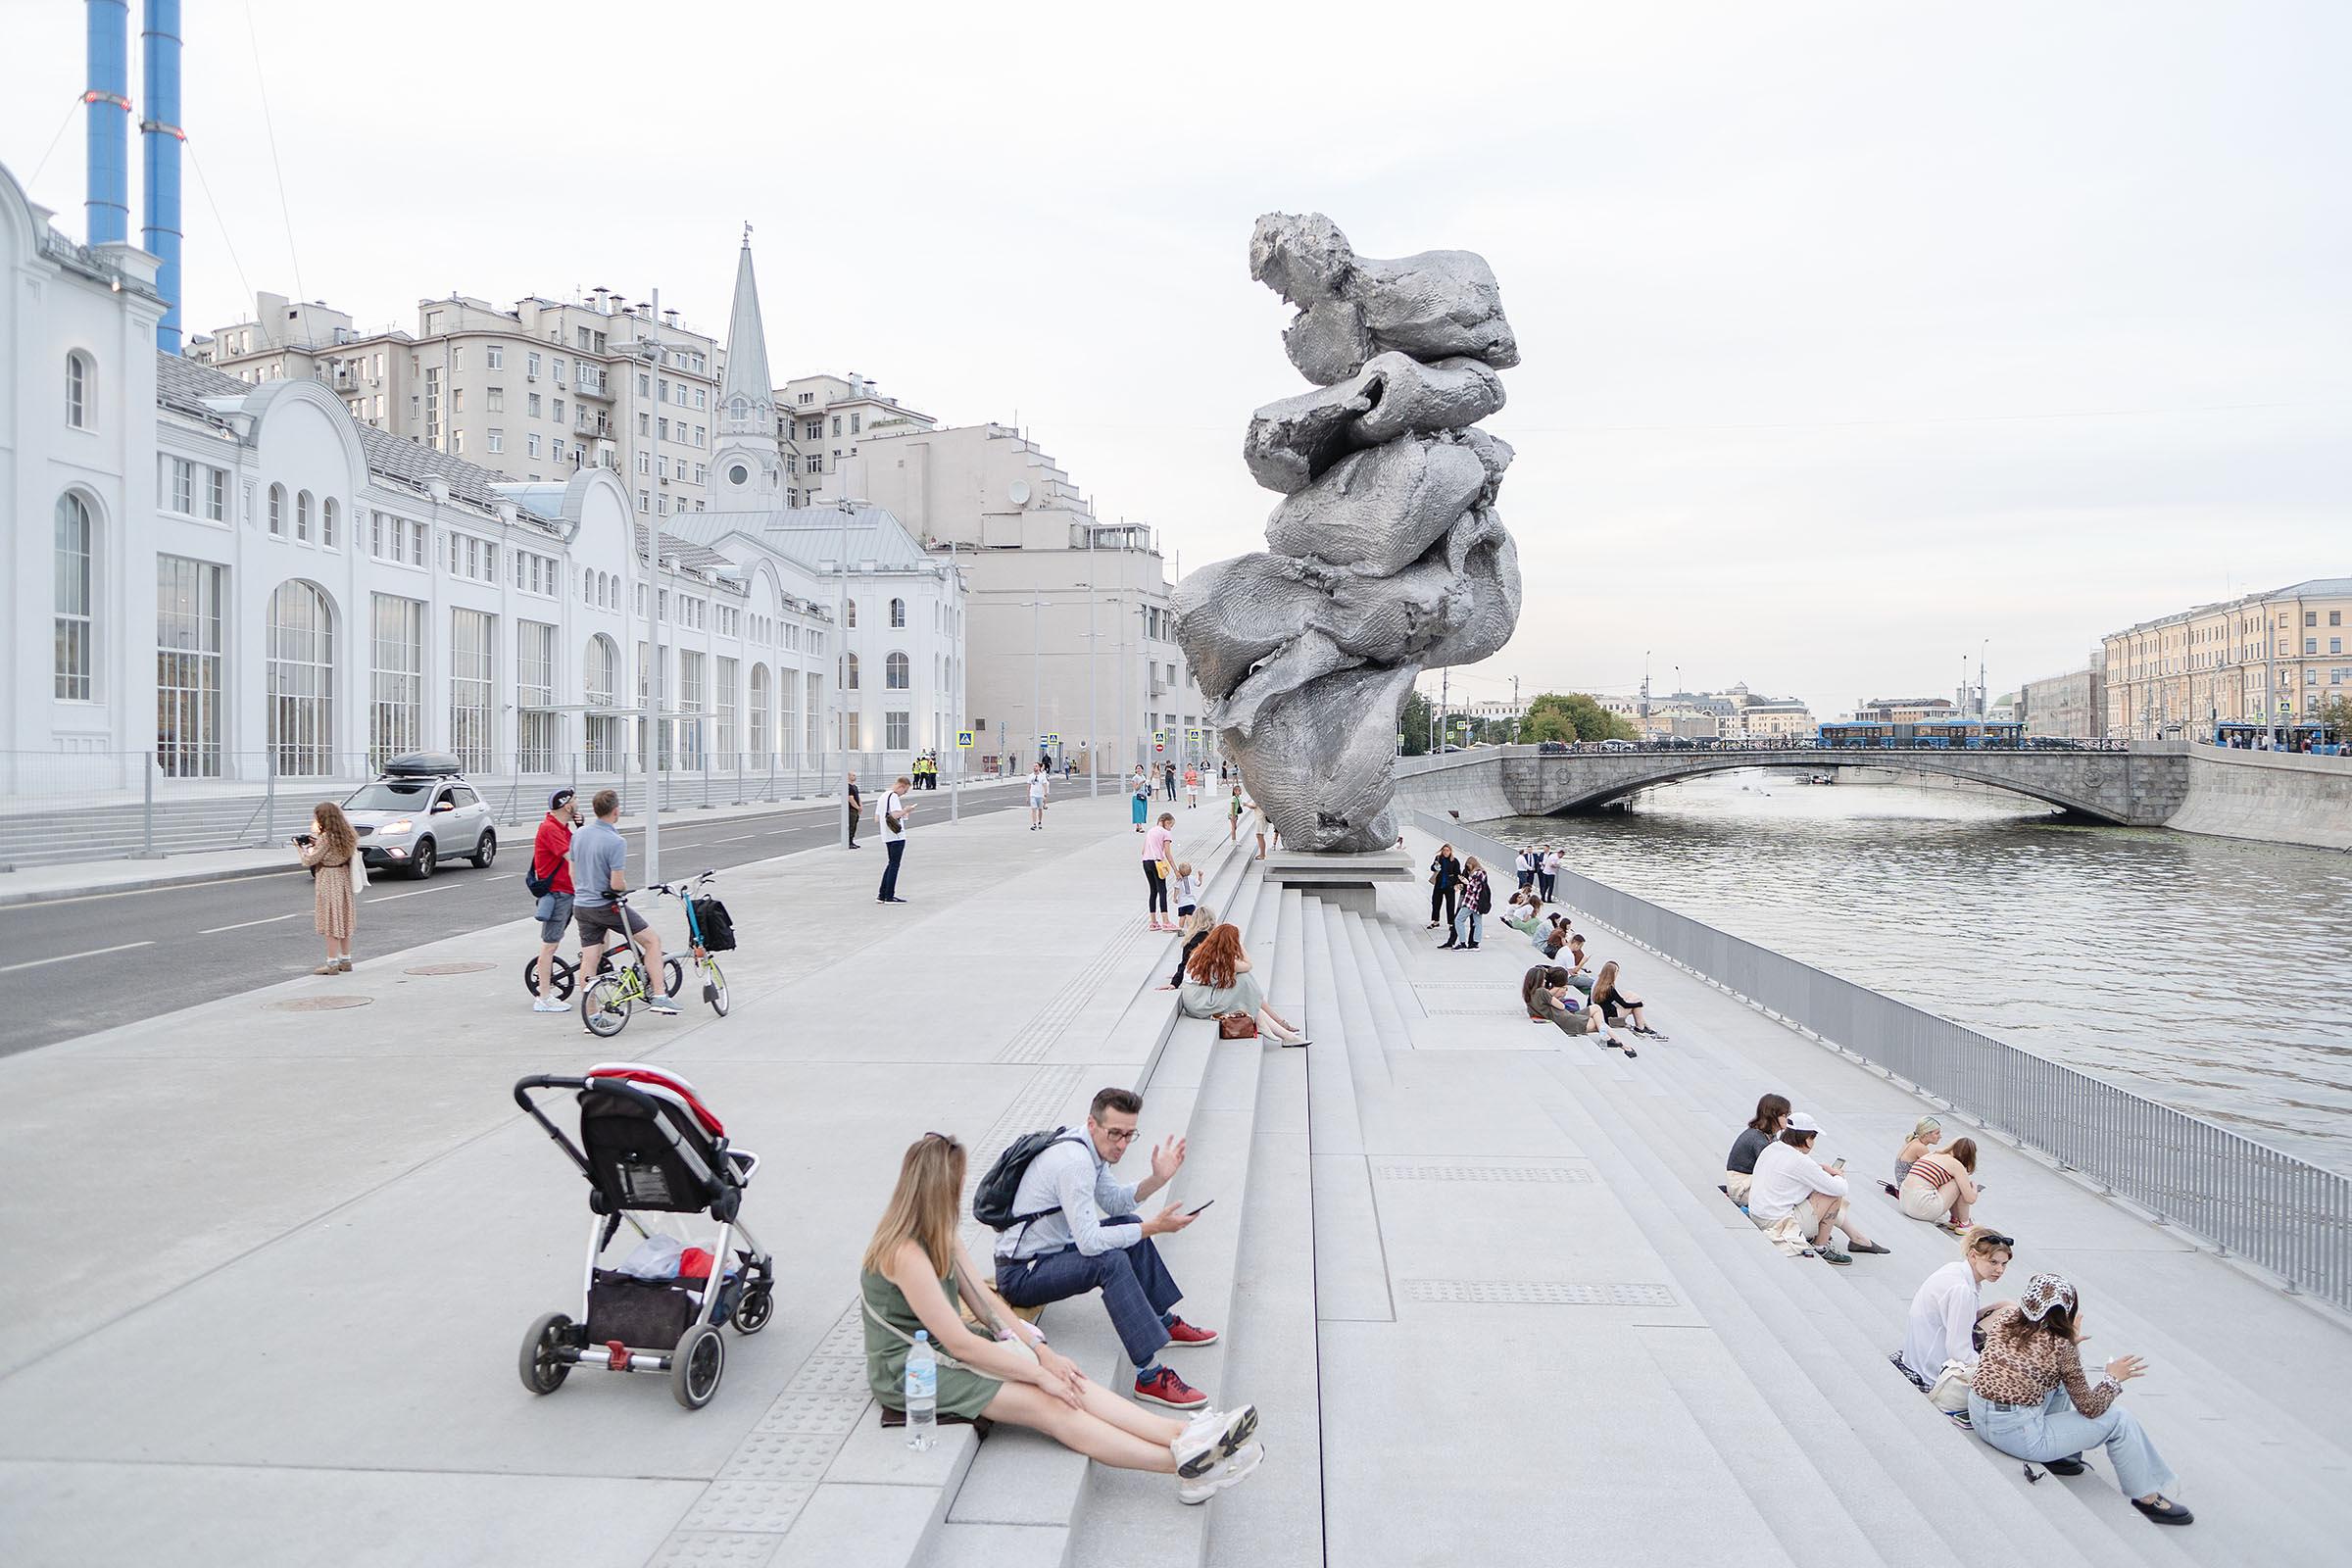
{"left": 701, "top": 956, "right": 729, "bottom": 1016}
{"left": 662, "top": 956, "right": 684, "bottom": 997}
{"left": 580, "top": 975, "right": 632, "bottom": 1038}
{"left": 520, "top": 956, "right": 576, "bottom": 1001}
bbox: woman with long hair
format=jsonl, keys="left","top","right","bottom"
{"left": 861, "top": 1134, "right": 1263, "bottom": 1504}
{"left": 297, "top": 801, "right": 361, "bottom": 974}
{"left": 1591, "top": 961, "right": 1665, "bottom": 1039}
{"left": 1899, "top": 1136, "right": 1983, "bottom": 1229}
{"left": 1428, "top": 843, "right": 1461, "bottom": 929}
{"left": 1178, "top": 924, "right": 1308, "bottom": 1045}
{"left": 1158, "top": 904, "right": 1219, "bottom": 992}
{"left": 1722, "top": 1092, "right": 1790, "bottom": 1204}
{"left": 1444, "top": 857, "right": 1488, "bottom": 950}
{"left": 1886, "top": 1116, "right": 1945, "bottom": 1196}
{"left": 1968, "top": 1273, "right": 2188, "bottom": 1526}
{"left": 1898, "top": 1225, "right": 2013, "bottom": 1395}
{"left": 1520, "top": 965, "right": 1635, "bottom": 1056}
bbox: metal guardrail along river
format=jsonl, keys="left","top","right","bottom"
{"left": 1421, "top": 811, "right": 2352, "bottom": 1314}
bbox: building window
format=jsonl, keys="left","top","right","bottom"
{"left": 886, "top": 651, "right": 910, "bottom": 690}
{"left": 54, "top": 494, "right": 95, "bottom": 699}
{"left": 66, "top": 351, "right": 92, "bottom": 428}
{"left": 717, "top": 655, "right": 739, "bottom": 758}
{"left": 886, "top": 710, "right": 910, "bottom": 750}
{"left": 487, "top": 345, "right": 504, "bottom": 369}
{"left": 845, "top": 652, "right": 861, "bottom": 690}
{"left": 584, "top": 635, "right": 621, "bottom": 768}
{"left": 844, "top": 598, "right": 858, "bottom": 628}
{"left": 156, "top": 555, "right": 224, "bottom": 777}
{"left": 451, "top": 608, "right": 496, "bottom": 772}
{"left": 268, "top": 580, "right": 335, "bottom": 775}
{"left": 750, "top": 663, "right": 770, "bottom": 760}
{"left": 518, "top": 620, "right": 559, "bottom": 771}
{"left": 678, "top": 650, "right": 705, "bottom": 767}
{"left": 370, "top": 594, "right": 425, "bottom": 763}
{"left": 269, "top": 483, "right": 286, "bottom": 536}
{"left": 487, "top": 429, "right": 504, "bottom": 454}
{"left": 296, "top": 490, "right": 313, "bottom": 542}
{"left": 890, "top": 597, "right": 906, "bottom": 628}
{"left": 528, "top": 433, "right": 542, "bottom": 459}
{"left": 321, "top": 498, "right": 339, "bottom": 549}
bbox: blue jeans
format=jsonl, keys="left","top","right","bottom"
{"left": 998, "top": 1219, "right": 1183, "bottom": 1370}
{"left": 879, "top": 839, "right": 906, "bottom": 899}
{"left": 1452, "top": 905, "right": 1482, "bottom": 945}
{"left": 1969, "top": 1386, "right": 2177, "bottom": 1499}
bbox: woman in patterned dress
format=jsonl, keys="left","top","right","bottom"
{"left": 298, "top": 801, "right": 360, "bottom": 974}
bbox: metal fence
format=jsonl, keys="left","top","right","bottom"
{"left": 1422, "top": 811, "right": 2352, "bottom": 1312}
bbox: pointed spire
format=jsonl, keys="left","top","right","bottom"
{"left": 718, "top": 237, "right": 774, "bottom": 426}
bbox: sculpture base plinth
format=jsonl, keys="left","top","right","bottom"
{"left": 1260, "top": 847, "right": 1415, "bottom": 915}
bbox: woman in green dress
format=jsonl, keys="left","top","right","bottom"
{"left": 861, "top": 1133, "right": 1264, "bottom": 1503}
{"left": 1176, "top": 924, "right": 1308, "bottom": 1046}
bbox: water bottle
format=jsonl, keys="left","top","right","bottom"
{"left": 905, "top": 1331, "right": 938, "bottom": 1450}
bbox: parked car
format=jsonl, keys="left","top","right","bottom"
{"left": 342, "top": 754, "right": 498, "bottom": 880}
{"left": 1599, "top": 738, "right": 1636, "bottom": 752}
{"left": 1536, "top": 740, "right": 1571, "bottom": 755}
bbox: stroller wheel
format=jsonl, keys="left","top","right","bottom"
{"left": 672, "top": 1323, "right": 725, "bottom": 1409}
{"left": 732, "top": 1285, "right": 773, "bottom": 1335}
{"left": 518, "top": 1312, "right": 575, "bottom": 1396}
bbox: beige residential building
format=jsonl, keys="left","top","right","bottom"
{"left": 2101, "top": 577, "right": 2352, "bottom": 738}
{"left": 1852, "top": 696, "right": 1958, "bottom": 723}
{"left": 194, "top": 289, "right": 721, "bottom": 519}
{"left": 777, "top": 373, "right": 935, "bottom": 506}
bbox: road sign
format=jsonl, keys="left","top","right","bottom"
{"left": 956, "top": 730, "right": 973, "bottom": 749}
{"left": 1041, "top": 732, "right": 1059, "bottom": 745}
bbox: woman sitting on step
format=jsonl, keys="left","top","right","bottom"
{"left": 1895, "top": 1225, "right": 2014, "bottom": 1421}
{"left": 1521, "top": 965, "right": 1636, "bottom": 1056}
{"left": 1898, "top": 1137, "right": 1982, "bottom": 1229}
{"left": 1968, "top": 1272, "right": 2191, "bottom": 1527}
{"left": 1178, "top": 923, "right": 1309, "bottom": 1046}
{"left": 1591, "top": 961, "right": 1667, "bottom": 1040}
{"left": 862, "top": 1134, "right": 1264, "bottom": 1505}
{"left": 1884, "top": 1115, "right": 1945, "bottom": 1197}
{"left": 1157, "top": 905, "right": 1219, "bottom": 992}
{"left": 1722, "top": 1093, "right": 1790, "bottom": 1205}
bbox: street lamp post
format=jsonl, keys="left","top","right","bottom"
{"left": 832, "top": 550, "right": 851, "bottom": 849}
{"left": 632, "top": 289, "right": 666, "bottom": 884}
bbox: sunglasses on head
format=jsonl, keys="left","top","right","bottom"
{"left": 1980, "top": 1232, "right": 2016, "bottom": 1249}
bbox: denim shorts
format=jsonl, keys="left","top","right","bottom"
{"left": 534, "top": 891, "right": 574, "bottom": 943}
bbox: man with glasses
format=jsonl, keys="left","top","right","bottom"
{"left": 993, "top": 1086, "right": 1220, "bottom": 1410}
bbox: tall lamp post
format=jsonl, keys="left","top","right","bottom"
{"left": 630, "top": 290, "right": 666, "bottom": 883}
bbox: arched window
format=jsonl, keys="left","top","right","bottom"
{"left": 267, "top": 581, "right": 335, "bottom": 775}
{"left": 65, "top": 352, "right": 91, "bottom": 429}
{"left": 890, "top": 598, "right": 906, "bottom": 628}
{"left": 583, "top": 634, "right": 620, "bottom": 768}
{"left": 584, "top": 569, "right": 595, "bottom": 605}
{"left": 296, "top": 490, "right": 313, "bottom": 542}
{"left": 845, "top": 652, "right": 861, "bottom": 691}
{"left": 54, "top": 494, "right": 94, "bottom": 699}
{"left": 321, "top": 498, "right": 339, "bottom": 548}
{"left": 886, "top": 651, "right": 909, "bottom": 690}
{"left": 845, "top": 599, "right": 858, "bottom": 628}
{"left": 750, "top": 663, "right": 770, "bottom": 759}
{"left": 268, "top": 484, "right": 286, "bottom": 536}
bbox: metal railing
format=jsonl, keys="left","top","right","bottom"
{"left": 1420, "top": 810, "right": 2352, "bottom": 1312}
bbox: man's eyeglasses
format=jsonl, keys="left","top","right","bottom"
{"left": 1099, "top": 1126, "right": 1142, "bottom": 1144}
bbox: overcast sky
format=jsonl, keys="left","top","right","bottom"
{"left": 6, "top": 0, "right": 2345, "bottom": 717}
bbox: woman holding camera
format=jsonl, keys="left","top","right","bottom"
{"left": 296, "top": 802, "right": 361, "bottom": 974}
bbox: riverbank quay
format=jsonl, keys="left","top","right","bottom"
{"left": 2170, "top": 740, "right": 2352, "bottom": 851}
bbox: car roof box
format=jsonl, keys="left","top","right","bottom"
{"left": 380, "top": 752, "right": 464, "bottom": 779}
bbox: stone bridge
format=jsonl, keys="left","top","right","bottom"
{"left": 1392, "top": 744, "right": 2192, "bottom": 827}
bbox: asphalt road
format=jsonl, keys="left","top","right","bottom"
{"left": 0, "top": 784, "right": 1035, "bottom": 1058}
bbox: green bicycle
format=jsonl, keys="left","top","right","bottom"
{"left": 580, "top": 872, "right": 731, "bottom": 1037}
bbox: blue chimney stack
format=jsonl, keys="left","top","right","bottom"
{"left": 140, "top": 0, "right": 184, "bottom": 351}
{"left": 84, "top": 0, "right": 130, "bottom": 248}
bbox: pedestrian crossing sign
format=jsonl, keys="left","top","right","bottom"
{"left": 1042, "top": 732, "right": 1059, "bottom": 744}
{"left": 956, "top": 730, "right": 973, "bottom": 749}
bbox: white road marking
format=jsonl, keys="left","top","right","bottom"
{"left": 198, "top": 911, "right": 305, "bottom": 935}
{"left": 0, "top": 940, "right": 155, "bottom": 973}
{"left": 711, "top": 834, "right": 759, "bottom": 843}
{"left": 367, "top": 887, "right": 444, "bottom": 903}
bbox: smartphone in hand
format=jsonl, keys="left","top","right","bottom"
{"left": 1187, "top": 1200, "right": 1215, "bottom": 1216}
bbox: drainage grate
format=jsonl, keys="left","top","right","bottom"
{"left": 1401, "top": 1280, "right": 1678, "bottom": 1307}
{"left": 268, "top": 996, "right": 371, "bottom": 1011}
{"left": 1373, "top": 1163, "right": 1596, "bottom": 1184}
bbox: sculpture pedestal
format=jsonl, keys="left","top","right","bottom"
{"left": 1260, "top": 847, "right": 1416, "bottom": 915}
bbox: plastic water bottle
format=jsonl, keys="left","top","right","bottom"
{"left": 905, "top": 1331, "right": 937, "bottom": 1450}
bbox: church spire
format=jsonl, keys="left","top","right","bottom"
{"left": 708, "top": 230, "right": 787, "bottom": 512}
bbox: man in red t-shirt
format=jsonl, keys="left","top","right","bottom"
{"left": 530, "top": 789, "right": 580, "bottom": 1012}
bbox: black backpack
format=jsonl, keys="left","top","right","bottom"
{"left": 693, "top": 897, "right": 737, "bottom": 953}
{"left": 524, "top": 857, "right": 557, "bottom": 899}
{"left": 1475, "top": 877, "right": 1493, "bottom": 914}
{"left": 972, "top": 1128, "right": 1089, "bottom": 1231}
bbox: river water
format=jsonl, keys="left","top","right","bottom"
{"left": 1477, "top": 770, "right": 2352, "bottom": 1174}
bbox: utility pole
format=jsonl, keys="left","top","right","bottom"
{"left": 639, "top": 286, "right": 663, "bottom": 885}
{"left": 1438, "top": 669, "right": 1449, "bottom": 752}
{"left": 835, "top": 548, "right": 850, "bottom": 848}
{"left": 1086, "top": 524, "right": 1099, "bottom": 796}
{"left": 947, "top": 541, "right": 961, "bottom": 823}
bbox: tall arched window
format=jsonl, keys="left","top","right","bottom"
{"left": 750, "top": 663, "right": 770, "bottom": 760}
{"left": 845, "top": 599, "right": 858, "bottom": 628}
{"left": 890, "top": 597, "right": 906, "bottom": 628}
{"left": 296, "top": 491, "right": 313, "bottom": 542}
{"left": 845, "top": 652, "right": 861, "bottom": 691}
{"left": 885, "top": 651, "right": 909, "bottom": 690}
{"left": 321, "top": 498, "right": 339, "bottom": 548}
{"left": 267, "top": 581, "right": 335, "bottom": 775}
{"left": 65, "top": 352, "right": 91, "bottom": 429}
{"left": 268, "top": 484, "right": 286, "bottom": 536}
{"left": 54, "top": 494, "right": 95, "bottom": 699}
{"left": 584, "top": 634, "right": 620, "bottom": 768}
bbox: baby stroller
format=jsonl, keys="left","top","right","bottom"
{"left": 513, "top": 1062, "right": 777, "bottom": 1408}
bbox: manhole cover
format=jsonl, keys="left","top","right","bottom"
{"left": 269, "top": 995, "right": 372, "bottom": 1011}
{"left": 404, "top": 961, "right": 497, "bottom": 976}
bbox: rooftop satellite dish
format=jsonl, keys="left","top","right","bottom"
{"left": 1008, "top": 480, "right": 1032, "bottom": 507}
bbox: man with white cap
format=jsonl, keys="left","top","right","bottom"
{"left": 1746, "top": 1110, "right": 1889, "bottom": 1266}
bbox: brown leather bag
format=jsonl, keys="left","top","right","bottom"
{"left": 1217, "top": 1013, "right": 1259, "bottom": 1040}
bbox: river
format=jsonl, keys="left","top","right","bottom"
{"left": 1477, "top": 769, "right": 2352, "bottom": 1174}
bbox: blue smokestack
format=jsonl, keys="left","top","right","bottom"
{"left": 140, "top": 0, "right": 184, "bottom": 351}
{"left": 84, "top": 0, "right": 130, "bottom": 248}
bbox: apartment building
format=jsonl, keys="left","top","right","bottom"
{"left": 777, "top": 372, "right": 935, "bottom": 507}
{"left": 2101, "top": 578, "right": 2352, "bottom": 738}
{"left": 2018, "top": 657, "right": 2106, "bottom": 740}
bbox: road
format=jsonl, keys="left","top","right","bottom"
{"left": 0, "top": 783, "right": 1038, "bottom": 1057}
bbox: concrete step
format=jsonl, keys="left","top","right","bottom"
{"left": 1337, "top": 909, "right": 1406, "bottom": 1071}
{"left": 1298, "top": 904, "right": 1387, "bottom": 1328}
{"left": 1360, "top": 911, "right": 1427, "bottom": 1020}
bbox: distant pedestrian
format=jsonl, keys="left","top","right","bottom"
{"left": 1162, "top": 760, "right": 1178, "bottom": 802}
{"left": 1144, "top": 811, "right": 1177, "bottom": 931}
{"left": 1444, "top": 857, "right": 1489, "bottom": 950}
{"left": 1539, "top": 848, "right": 1560, "bottom": 902}
{"left": 297, "top": 801, "right": 361, "bottom": 974}
{"left": 1227, "top": 784, "right": 1246, "bottom": 845}
{"left": 846, "top": 770, "right": 864, "bottom": 849}
{"left": 1183, "top": 765, "right": 1200, "bottom": 808}
{"left": 529, "top": 789, "right": 580, "bottom": 1013}
{"left": 1131, "top": 769, "right": 1151, "bottom": 833}
{"left": 1428, "top": 842, "right": 1461, "bottom": 929}
{"left": 1028, "top": 762, "right": 1051, "bottom": 830}
{"left": 879, "top": 776, "right": 913, "bottom": 904}
{"left": 1515, "top": 848, "right": 1537, "bottom": 892}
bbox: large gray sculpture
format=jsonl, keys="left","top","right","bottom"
{"left": 1174, "top": 214, "right": 1521, "bottom": 852}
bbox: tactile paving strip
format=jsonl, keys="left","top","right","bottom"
{"left": 1372, "top": 1163, "right": 1597, "bottom": 1183}
{"left": 646, "top": 1533, "right": 782, "bottom": 1568}
{"left": 1401, "top": 1279, "right": 1678, "bottom": 1306}
{"left": 995, "top": 924, "right": 1152, "bottom": 1063}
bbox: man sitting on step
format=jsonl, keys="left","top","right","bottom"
{"left": 994, "top": 1086, "right": 1221, "bottom": 1411}
{"left": 1746, "top": 1111, "right": 1892, "bottom": 1267}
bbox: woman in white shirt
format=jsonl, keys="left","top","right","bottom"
{"left": 1897, "top": 1227, "right": 2014, "bottom": 1394}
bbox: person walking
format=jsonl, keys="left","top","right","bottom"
{"left": 1227, "top": 783, "right": 1247, "bottom": 845}
{"left": 1428, "top": 842, "right": 1461, "bottom": 929}
{"left": 1183, "top": 765, "right": 1200, "bottom": 808}
{"left": 846, "top": 770, "right": 864, "bottom": 849}
{"left": 879, "top": 776, "right": 913, "bottom": 904}
{"left": 1131, "top": 769, "right": 1152, "bottom": 833}
{"left": 569, "top": 789, "right": 679, "bottom": 1016}
{"left": 1144, "top": 811, "right": 1177, "bottom": 932}
{"left": 1028, "top": 762, "right": 1051, "bottom": 830}
{"left": 297, "top": 802, "right": 361, "bottom": 974}
{"left": 529, "top": 789, "right": 580, "bottom": 1013}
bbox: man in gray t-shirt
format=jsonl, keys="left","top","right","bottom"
{"left": 567, "top": 789, "right": 677, "bottom": 1015}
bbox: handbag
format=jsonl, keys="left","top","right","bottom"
{"left": 1927, "top": 1359, "right": 1974, "bottom": 1414}
{"left": 350, "top": 855, "right": 369, "bottom": 892}
{"left": 1217, "top": 1013, "right": 1259, "bottom": 1040}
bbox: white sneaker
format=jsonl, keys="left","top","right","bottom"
{"left": 531, "top": 998, "right": 567, "bottom": 1013}
{"left": 1178, "top": 1441, "right": 1263, "bottom": 1504}
{"left": 1171, "top": 1404, "right": 1257, "bottom": 1477}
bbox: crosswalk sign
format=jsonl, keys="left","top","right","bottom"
{"left": 956, "top": 730, "right": 973, "bottom": 749}
{"left": 1042, "top": 732, "right": 1059, "bottom": 745}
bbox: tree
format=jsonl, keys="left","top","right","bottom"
{"left": 1519, "top": 691, "right": 1638, "bottom": 743}
{"left": 1400, "top": 688, "right": 1433, "bottom": 756}
{"left": 2314, "top": 693, "right": 2352, "bottom": 743}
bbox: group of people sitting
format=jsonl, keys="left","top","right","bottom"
{"left": 1722, "top": 1093, "right": 2192, "bottom": 1527}
{"left": 1158, "top": 905, "right": 1309, "bottom": 1047}
{"left": 860, "top": 1088, "right": 1264, "bottom": 1507}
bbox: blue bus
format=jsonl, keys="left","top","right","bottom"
{"left": 1815, "top": 719, "right": 2026, "bottom": 750}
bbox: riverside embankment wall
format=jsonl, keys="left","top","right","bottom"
{"left": 2167, "top": 743, "right": 2352, "bottom": 852}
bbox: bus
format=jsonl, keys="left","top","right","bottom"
{"left": 1815, "top": 720, "right": 2027, "bottom": 750}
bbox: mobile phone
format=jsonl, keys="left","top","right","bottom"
{"left": 1832, "top": 1157, "right": 1847, "bottom": 1171}
{"left": 1187, "top": 1200, "right": 1215, "bottom": 1216}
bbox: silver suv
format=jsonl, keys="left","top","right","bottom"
{"left": 343, "top": 767, "right": 497, "bottom": 880}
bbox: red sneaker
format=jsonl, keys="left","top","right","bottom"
{"left": 1164, "top": 1317, "right": 1220, "bottom": 1347}
{"left": 1134, "top": 1367, "right": 1208, "bottom": 1410}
